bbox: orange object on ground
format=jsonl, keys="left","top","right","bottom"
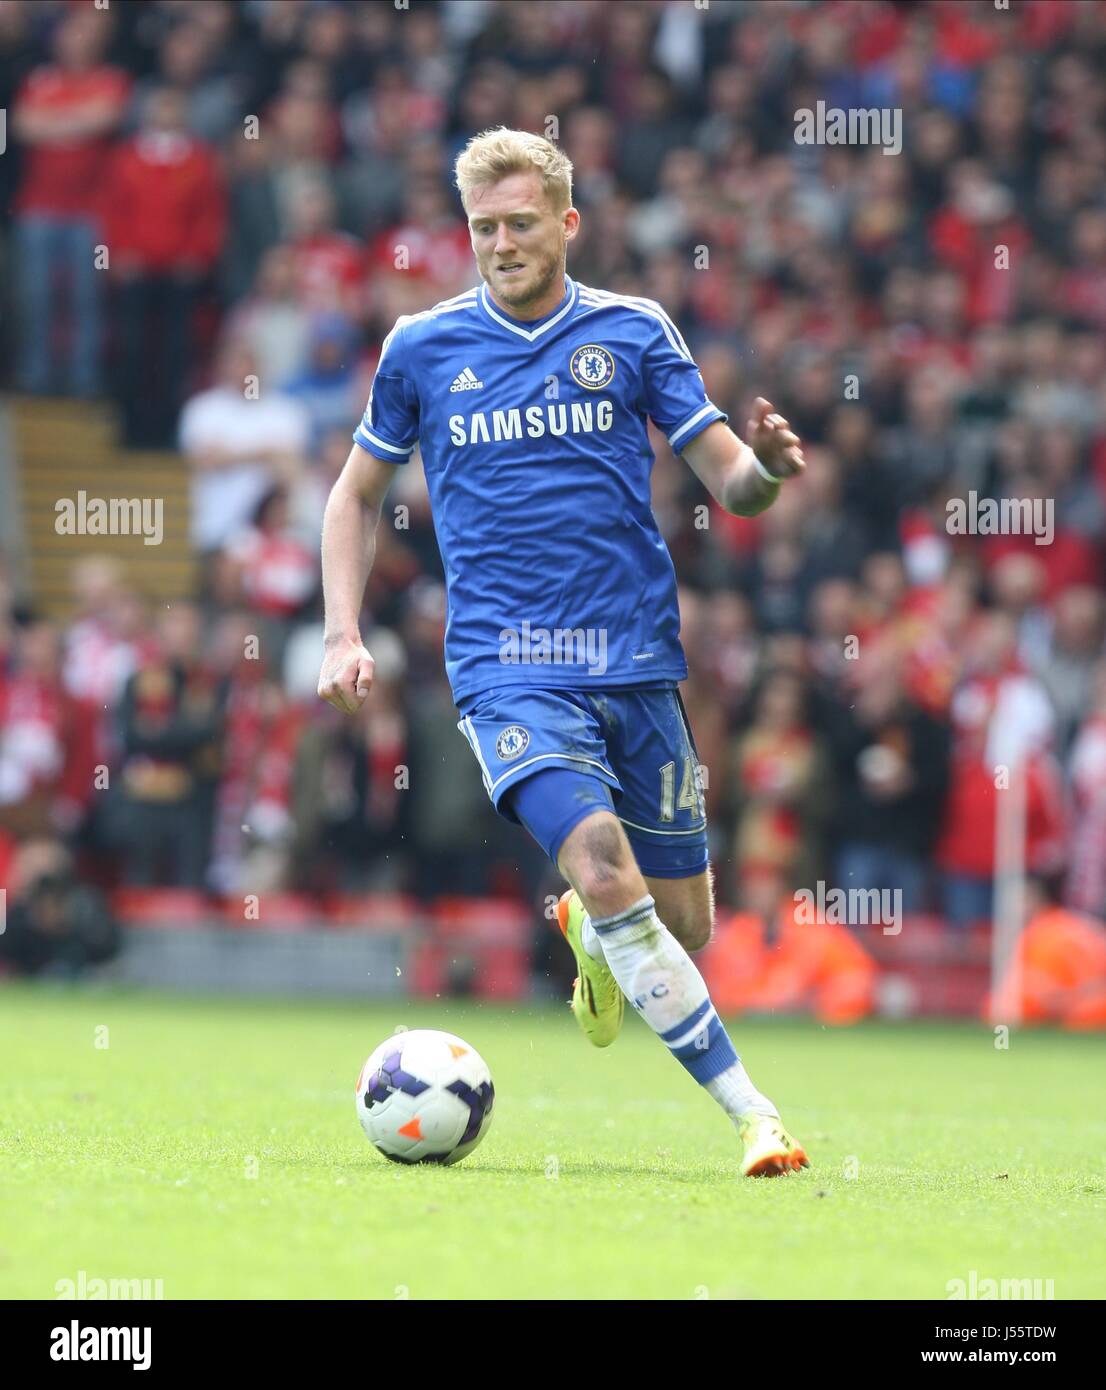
{"left": 986, "top": 906, "right": 1106, "bottom": 1030}
{"left": 704, "top": 902, "right": 876, "bottom": 1025}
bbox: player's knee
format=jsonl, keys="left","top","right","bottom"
{"left": 564, "top": 815, "right": 640, "bottom": 917}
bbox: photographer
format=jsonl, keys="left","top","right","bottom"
{"left": 0, "top": 839, "right": 119, "bottom": 978}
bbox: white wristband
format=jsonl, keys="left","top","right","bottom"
{"left": 749, "top": 450, "right": 781, "bottom": 485}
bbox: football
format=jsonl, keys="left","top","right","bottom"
{"left": 355, "top": 1029, "right": 495, "bottom": 1165}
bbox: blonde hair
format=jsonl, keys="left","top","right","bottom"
{"left": 454, "top": 127, "right": 574, "bottom": 214}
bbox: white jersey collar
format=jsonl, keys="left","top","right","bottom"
{"left": 478, "top": 276, "right": 577, "bottom": 341}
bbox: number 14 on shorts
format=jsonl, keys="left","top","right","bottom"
{"left": 659, "top": 756, "right": 705, "bottom": 822}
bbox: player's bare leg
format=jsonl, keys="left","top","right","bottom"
{"left": 644, "top": 867, "right": 715, "bottom": 953}
{"left": 556, "top": 811, "right": 809, "bottom": 1176}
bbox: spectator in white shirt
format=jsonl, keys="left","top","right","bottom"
{"left": 178, "top": 336, "right": 310, "bottom": 551}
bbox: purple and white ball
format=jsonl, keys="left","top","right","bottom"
{"left": 355, "top": 1029, "right": 494, "bottom": 1165}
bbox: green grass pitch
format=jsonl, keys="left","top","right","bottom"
{"left": 2, "top": 984, "right": 1104, "bottom": 1300}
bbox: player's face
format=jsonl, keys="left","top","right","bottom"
{"left": 467, "top": 172, "right": 577, "bottom": 317}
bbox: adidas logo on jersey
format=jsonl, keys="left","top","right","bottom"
{"left": 449, "top": 367, "right": 484, "bottom": 392}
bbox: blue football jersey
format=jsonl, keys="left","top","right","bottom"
{"left": 353, "top": 275, "right": 727, "bottom": 704}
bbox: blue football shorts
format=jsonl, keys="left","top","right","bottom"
{"left": 456, "top": 685, "right": 708, "bottom": 878}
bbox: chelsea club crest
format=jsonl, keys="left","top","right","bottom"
{"left": 569, "top": 344, "right": 615, "bottom": 390}
{"left": 496, "top": 726, "right": 530, "bottom": 761}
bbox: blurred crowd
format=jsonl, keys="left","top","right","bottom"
{"left": 3, "top": 0, "right": 1106, "bottom": 963}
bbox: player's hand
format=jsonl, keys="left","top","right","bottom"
{"left": 317, "top": 637, "right": 375, "bottom": 714}
{"left": 747, "top": 397, "right": 805, "bottom": 479}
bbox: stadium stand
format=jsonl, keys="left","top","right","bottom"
{"left": 2, "top": 0, "right": 1105, "bottom": 1021}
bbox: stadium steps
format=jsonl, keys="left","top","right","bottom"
{"left": 7, "top": 395, "right": 197, "bottom": 620}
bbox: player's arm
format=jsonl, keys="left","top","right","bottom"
{"left": 318, "top": 443, "right": 397, "bottom": 713}
{"left": 681, "top": 397, "right": 805, "bottom": 518}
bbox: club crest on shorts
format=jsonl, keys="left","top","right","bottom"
{"left": 495, "top": 726, "right": 530, "bottom": 761}
{"left": 570, "top": 344, "right": 615, "bottom": 390}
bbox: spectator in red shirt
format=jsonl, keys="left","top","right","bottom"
{"left": 929, "top": 160, "right": 1031, "bottom": 325}
{"left": 105, "top": 86, "right": 226, "bottom": 446}
{"left": 368, "top": 178, "right": 474, "bottom": 322}
{"left": 0, "top": 618, "right": 99, "bottom": 842}
{"left": 936, "top": 613, "right": 1068, "bottom": 928}
{"left": 286, "top": 176, "right": 365, "bottom": 317}
{"left": 1064, "top": 207, "right": 1106, "bottom": 331}
{"left": 12, "top": 7, "right": 130, "bottom": 396}
{"left": 218, "top": 485, "right": 320, "bottom": 671}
